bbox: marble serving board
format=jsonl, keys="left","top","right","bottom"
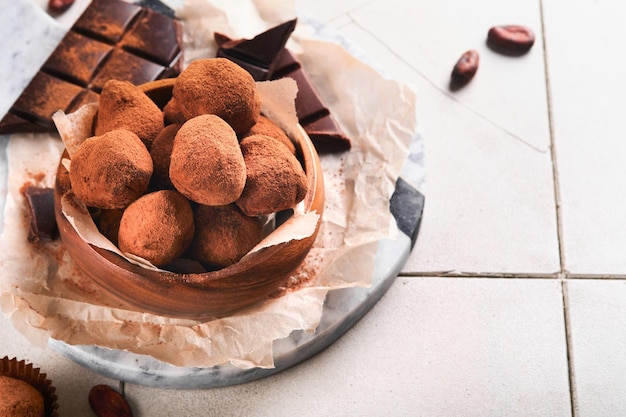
{"left": 48, "top": 130, "right": 425, "bottom": 389}
{"left": 0, "top": 0, "right": 426, "bottom": 389}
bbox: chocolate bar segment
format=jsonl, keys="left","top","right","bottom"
{"left": 216, "top": 19, "right": 296, "bottom": 81}
{"left": 0, "top": 0, "right": 183, "bottom": 135}
{"left": 271, "top": 49, "right": 351, "bottom": 153}
{"left": 24, "top": 187, "right": 58, "bottom": 243}
{"left": 215, "top": 23, "right": 351, "bottom": 153}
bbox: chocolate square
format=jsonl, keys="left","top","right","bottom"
{"left": 43, "top": 31, "right": 113, "bottom": 86}
{"left": 89, "top": 49, "right": 169, "bottom": 92}
{"left": 73, "top": 0, "right": 141, "bottom": 43}
{"left": 12, "top": 72, "right": 84, "bottom": 126}
{"left": 121, "top": 8, "right": 182, "bottom": 65}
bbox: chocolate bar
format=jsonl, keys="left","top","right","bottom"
{"left": 215, "top": 22, "right": 351, "bottom": 153}
{"left": 216, "top": 19, "right": 296, "bottom": 81}
{"left": 271, "top": 49, "right": 351, "bottom": 153}
{"left": 24, "top": 187, "right": 57, "bottom": 243}
{"left": 0, "top": 0, "right": 183, "bottom": 135}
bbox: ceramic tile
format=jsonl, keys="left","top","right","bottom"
{"left": 565, "top": 279, "right": 626, "bottom": 416}
{"left": 0, "top": 311, "right": 117, "bottom": 416}
{"left": 543, "top": 0, "right": 626, "bottom": 275}
{"left": 295, "top": 0, "right": 374, "bottom": 23}
{"left": 328, "top": 10, "right": 559, "bottom": 274}
{"left": 125, "top": 277, "right": 571, "bottom": 417}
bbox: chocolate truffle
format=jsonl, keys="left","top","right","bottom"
{"left": 149, "top": 123, "right": 180, "bottom": 190}
{"left": 97, "top": 208, "right": 123, "bottom": 245}
{"left": 163, "top": 97, "right": 186, "bottom": 125}
{"left": 95, "top": 79, "right": 164, "bottom": 149}
{"left": 0, "top": 375, "right": 44, "bottom": 417}
{"left": 171, "top": 58, "right": 261, "bottom": 134}
{"left": 189, "top": 204, "right": 264, "bottom": 268}
{"left": 70, "top": 129, "right": 153, "bottom": 209}
{"left": 241, "top": 115, "right": 296, "bottom": 154}
{"left": 237, "top": 134, "right": 308, "bottom": 216}
{"left": 169, "top": 114, "right": 246, "bottom": 205}
{"left": 118, "top": 190, "right": 194, "bottom": 267}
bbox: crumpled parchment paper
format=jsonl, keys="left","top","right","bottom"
{"left": 0, "top": 0, "right": 418, "bottom": 369}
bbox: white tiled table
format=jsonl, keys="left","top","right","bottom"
{"left": 3, "top": 0, "right": 626, "bottom": 415}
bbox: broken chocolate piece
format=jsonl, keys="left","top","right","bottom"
{"left": 215, "top": 24, "right": 351, "bottom": 153}
{"left": 24, "top": 187, "right": 58, "bottom": 243}
{"left": 216, "top": 19, "right": 296, "bottom": 81}
{"left": 0, "top": 0, "right": 183, "bottom": 135}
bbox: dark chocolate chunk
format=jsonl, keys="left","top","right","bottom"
{"left": 216, "top": 19, "right": 296, "bottom": 81}
{"left": 215, "top": 23, "right": 351, "bottom": 153}
{"left": 24, "top": 187, "right": 58, "bottom": 243}
{"left": 0, "top": 0, "right": 183, "bottom": 135}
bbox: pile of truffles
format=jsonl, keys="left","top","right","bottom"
{"left": 69, "top": 58, "right": 308, "bottom": 271}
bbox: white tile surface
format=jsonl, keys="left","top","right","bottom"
{"left": 126, "top": 277, "right": 571, "bottom": 417}
{"left": 325, "top": 1, "right": 560, "bottom": 274}
{"left": 566, "top": 279, "right": 626, "bottom": 416}
{"left": 543, "top": 0, "right": 626, "bottom": 275}
{"left": 0, "top": 311, "right": 116, "bottom": 416}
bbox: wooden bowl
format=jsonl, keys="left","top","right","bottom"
{"left": 54, "top": 79, "right": 325, "bottom": 319}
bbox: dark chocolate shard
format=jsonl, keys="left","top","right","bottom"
{"left": 271, "top": 49, "right": 351, "bottom": 153}
{"left": 0, "top": 0, "right": 183, "bottom": 135}
{"left": 216, "top": 19, "right": 296, "bottom": 81}
{"left": 24, "top": 187, "right": 58, "bottom": 243}
{"left": 215, "top": 24, "right": 351, "bottom": 153}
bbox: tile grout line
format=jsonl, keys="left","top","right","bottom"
{"left": 538, "top": 0, "right": 577, "bottom": 415}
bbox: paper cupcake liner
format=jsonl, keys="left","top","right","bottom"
{"left": 0, "top": 356, "right": 59, "bottom": 417}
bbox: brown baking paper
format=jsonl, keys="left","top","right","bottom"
{"left": 0, "top": 0, "right": 418, "bottom": 369}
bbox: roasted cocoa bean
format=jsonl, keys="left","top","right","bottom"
{"left": 450, "top": 50, "right": 479, "bottom": 89}
{"left": 487, "top": 25, "right": 535, "bottom": 54}
{"left": 88, "top": 385, "right": 133, "bottom": 417}
{"left": 48, "top": 0, "right": 75, "bottom": 14}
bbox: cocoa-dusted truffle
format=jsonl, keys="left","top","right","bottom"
{"left": 189, "top": 204, "right": 264, "bottom": 268}
{"left": 241, "top": 115, "right": 296, "bottom": 154}
{"left": 0, "top": 375, "right": 44, "bottom": 417}
{"left": 163, "top": 97, "right": 186, "bottom": 125}
{"left": 149, "top": 123, "right": 180, "bottom": 190}
{"left": 70, "top": 129, "right": 153, "bottom": 209}
{"left": 97, "top": 208, "right": 123, "bottom": 245}
{"left": 118, "top": 190, "right": 195, "bottom": 267}
{"left": 237, "top": 134, "right": 308, "bottom": 216}
{"left": 172, "top": 58, "right": 261, "bottom": 133}
{"left": 95, "top": 79, "right": 164, "bottom": 149}
{"left": 170, "top": 114, "right": 246, "bottom": 205}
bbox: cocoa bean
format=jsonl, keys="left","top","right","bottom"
{"left": 450, "top": 50, "right": 479, "bottom": 89}
{"left": 48, "top": 0, "right": 75, "bottom": 14}
{"left": 487, "top": 25, "right": 535, "bottom": 54}
{"left": 88, "top": 385, "right": 133, "bottom": 417}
